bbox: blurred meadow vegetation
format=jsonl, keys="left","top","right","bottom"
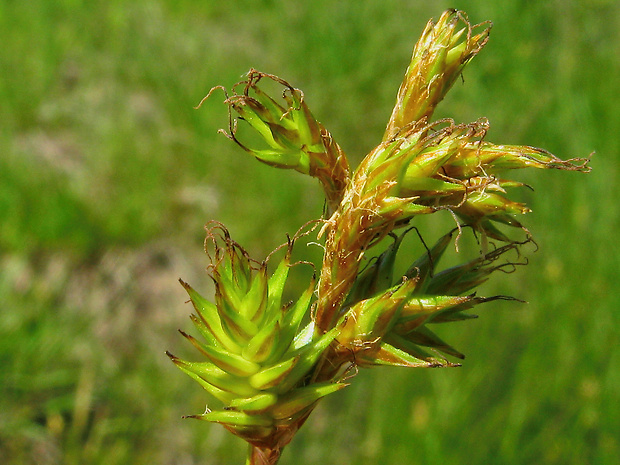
{"left": 1, "top": 0, "right": 618, "bottom": 464}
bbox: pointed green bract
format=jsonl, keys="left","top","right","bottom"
{"left": 356, "top": 338, "right": 444, "bottom": 368}
{"left": 271, "top": 382, "right": 348, "bottom": 420}
{"left": 275, "top": 326, "right": 341, "bottom": 393}
{"left": 242, "top": 318, "right": 280, "bottom": 363}
{"left": 249, "top": 356, "right": 299, "bottom": 391}
{"left": 239, "top": 264, "right": 269, "bottom": 322}
{"left": 181, "top": 280, "right": 241, "bottom": 354}
{"left": 229, "top": 393, "right": 278, "bottom": 414}
{"left": 202, "top": 410, "right": 273, "bottom": 427}
{"left": 266, "top": 249, "right": 291, "bottom": 315}
{"left": 200, "top": 345, "right": 261, "bottom": 377}
{"left": 271, "top": 276, "right": 316, "bottom": 362}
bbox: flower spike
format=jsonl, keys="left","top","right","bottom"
{"left": 170, "top": 224, "right": 343, "bottom": 450}
{"left": 180, "top": 10, "right": 590, "bottom": 464}
{"left": 384, "top": 10, "right": 492, "bottom": 140}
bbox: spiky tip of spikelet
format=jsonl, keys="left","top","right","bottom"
{"left": 167, "top": 222, "right": 346, "bottom": 449}
{"left": 384, "top": 9, "right": 492, "bottom": 140}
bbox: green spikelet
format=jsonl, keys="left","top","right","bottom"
{"left": 333, "top": 228, "right": 527, "bottom": 368}
{"left": 218, "top": 70, "right": 351, "bottom": 214}
{"left": 168, "top": 222, "right": 345, "bottom": 448}
{"left": 383, "top": 9, "right": 491, "bottom": 139}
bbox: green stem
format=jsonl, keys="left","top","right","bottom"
{"left": 246, "top": 444, "right": 282, "bottom": 465}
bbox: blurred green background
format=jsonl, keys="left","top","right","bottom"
{"left": 1, "top": 0, "right": 618, "bottom": 464}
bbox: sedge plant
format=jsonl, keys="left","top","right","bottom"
{"left": 167, "top": 10, "right": 590, "bottom": 465}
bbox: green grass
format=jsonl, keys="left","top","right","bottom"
{"left": 1, "top": 1, "right": 618, "bottom": 464}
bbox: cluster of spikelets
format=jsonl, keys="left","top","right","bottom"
{"left": 170, "top": 9, "right": 589, "bottom": 464}
{"left": 331, "top": 227, "right": 527, "bottom": 370}
{"left": 167, "top": 224, "right": 347, "bottom": 449}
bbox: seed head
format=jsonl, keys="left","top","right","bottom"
{"left": 168, "top": 222, "right": 346, "bottom": 449}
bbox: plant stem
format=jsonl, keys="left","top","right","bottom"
{"left": 247, "top": 444, "right": 282, "bottom": 465}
